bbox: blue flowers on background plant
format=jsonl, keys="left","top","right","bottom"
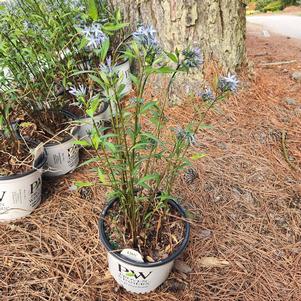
{"left": 80, "top": 23, "right": 108, "bottom": 50}
{"left": 175, "top": 126, "right": 197, "bottom": 146}
{"left": 133, "top": 25, "right": 159, "bottom": 50}
{"left": 99, "top": 56, "right": 115, "bottom": 76}
{"left": 218, "top": 73, "right": 239, "bottom": 92}
{"left": 199, "top": 87, "right": 215, "bottom": 102}
{"left": 69, "top": 85, "right": 87, "bottom": 98}
{"left": 182, "top": 47, "right": 203, "bottom": 68}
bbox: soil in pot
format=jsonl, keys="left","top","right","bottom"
{"left": 18, "top": 110, "right": 74, "bottom": 144}
{"left": 0, "top": 137, "right": 37, "bottom": 176}
{"left": 16, "top": 110, "right": 79, "bottom": 177}
{"left": 103, "top": 200, "right": 186, "bottom": 263}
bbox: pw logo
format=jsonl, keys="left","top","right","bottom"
{"left": 118, "top": 264, "right": 152, "bottom": 279}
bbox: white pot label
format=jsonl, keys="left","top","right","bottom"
{"left": 121, "top": 249, "right": 144, "bottom": 263}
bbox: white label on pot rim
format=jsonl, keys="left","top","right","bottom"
{"left": 121, "top": 249, "right": 144, "bottom": 263}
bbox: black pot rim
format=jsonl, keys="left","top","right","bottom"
{"left": 0, "top": 151, "right": 47, "bottom": 181}
{"left": 115, "top": 57, "right": 129, "bottom": 67}
{"left": 98, "top": 198, "right": 190, "bottom": 268}
{"left": 63, "top": 101, "right": 109, "bottom": 120}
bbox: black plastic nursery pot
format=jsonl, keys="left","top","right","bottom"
{"left": 0, "top": 148, "right": 47, "bottom": 221}
{"left": 98, "top": 198, "right": 190, "bottom": 294}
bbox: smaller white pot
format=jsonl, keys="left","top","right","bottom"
{"left": 76, "top": 102, "right": 109, "bottom": 143}
{"left": 99, "top": 199, "right": 190, "bottom": 294}
{"left": 115, "top": 60, "right": 132, "bottom": 96}
{"left": 77, "top": 114, "right": 104, "bottom": 143}
{"left": 0, "top": 147, "right": 46, "bottom": 222}
{"left": 44, "top": 128, "right": 79, "bottom": 177}
{"left": 100, "top": 60, "right": 132, "bottom": 121}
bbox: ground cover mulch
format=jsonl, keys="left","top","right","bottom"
{"left": 1, "top": 26, "right": 301, "bottom": 300}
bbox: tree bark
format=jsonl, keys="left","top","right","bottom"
{"left": 111, "top": 0, "right": 246, "bottom": 71}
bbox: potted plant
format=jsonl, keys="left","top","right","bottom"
{"left": 64, "top": 0, "right": 133, "bottom": 137}
{"left": 0, "top": 75, "right": 46, "bottom": 221}
{"left": 0, "top": 1, "right": 80, "bottom": 177}
{"left": 75, "top": 23, "right": 239, "bottom": 293}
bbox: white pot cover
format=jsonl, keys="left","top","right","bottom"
{"left": 108, "top": 252, "right": 174, "bottom": 294}
{"left": 0, "top": 148, "right": 45, "bottom": 221}
{"left": 44, "top": 131, "right": 79, "bottom": 177}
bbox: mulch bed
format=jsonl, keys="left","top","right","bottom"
{"left": 1, "top": 27, "right": 301, "bottom": 300}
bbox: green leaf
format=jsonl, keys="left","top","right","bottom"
{"left": 86, "top": 97, "right": 100, "bottom": 118}
{"left": 100, "top": 39, "right": 110, "bottom": 62}
{"left": 79, "top": 37, "right": 88, "bottom": 50}
{"left": 91, "top": 134, "right": 100, "bottom": 150}
{"left": 104, "top": 141, "right": 117, "bottom": 153}
{"left": 191, "top": 153, "right": 207, "bottom": 160}
{"left": 75, "top": 181, "right": 93, "bottom": 188}
{"left": 89, "top": 74, "right": 105, "bottom": 87}
{"left": 129, "top": 73, "right": 139, "bottom": 86}
{"left": 97, "top": 168, "right": 107, "bottom": 184}
{"left": 74, "top": 140, "right": 91, "bottom": 147}
{"left": 155, "top": 66, "right": 175, "bottom": 74}
{"left": 140, "top": 101, "right": 158, "bottom": 115}
{"left": 137, "top": 173, "right": 160, "bottom": 189}
{"left": 102, "top": 22, "right": 129, "bottom": 32}
{"left": 88, "top": 0, "right": 98, "bottom": 21}
{"left": 166, "top": 52, "right": 178, "bottom": 63}
{"left": 130, "top": 142, "right": 149, "bottom": 151}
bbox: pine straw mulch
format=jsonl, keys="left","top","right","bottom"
{"left": 1, "top": 29, "right": 301, "bottom": 300}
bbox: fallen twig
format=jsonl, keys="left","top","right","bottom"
{"left": 260, "top": 60, "right": 296, "bottom": 67}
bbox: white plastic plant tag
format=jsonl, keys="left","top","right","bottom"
{"left": 121, "top": 249, "right": 144, "bottom": 263}
{"left": 31, "top": 143, "right": 44, "bottom": 167}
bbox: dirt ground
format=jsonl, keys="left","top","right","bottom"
{"left": 1, "top": 26, "right": 301, "bottom": 300}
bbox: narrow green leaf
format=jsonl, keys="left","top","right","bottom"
{"left": 88, "top": 0, "right": 98, "bottom": 21}
{"left": 137, "top": 173, "right": 160, "bottom": 188}
{"left": 74, "top": 140, "right": 91, "bottom": 147}
{"left": 102, "top": 22, "right": 129, "bottom": 32}
{"left": 100, "top": 39, "right": 110, "bottom": 62}
{"left": 166, "top": 52, "right": 178, "bottom": 63}
{"left": 97, "top": 168, "right": 107, "bottom": 184}
{"left": 140, "top": 101, "right": 158, "bottom": 115}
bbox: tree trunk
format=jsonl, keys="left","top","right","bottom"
{"left": 111, "top": 0, "right": 246, "bottom": 70}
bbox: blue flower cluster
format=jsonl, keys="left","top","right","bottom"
{"left": 100, "top": 56, "right": 115, "bottom": 77}
{"left": 69, "top": 85, "right": 87, "bottom": 98}
{"left": 182, "top": 47, "right": 203, "bottom": 68}
{"left": 218, "top": 73, "right": 239, "bottom": 92}
{"left": 80, "top": 23, "right": 108, "bottom": 50}
{"left": 132, "top": 25, "right": 160, "bottom": 52}
{"left": 199, "top": 87, "right": 215, "bottom": 102}
{"left": 175, "top": 126, "right": 197, "bottom": 146}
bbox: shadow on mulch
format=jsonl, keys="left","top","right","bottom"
{"left": 1, "top": 29, "right": 301, "bottom": 300}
